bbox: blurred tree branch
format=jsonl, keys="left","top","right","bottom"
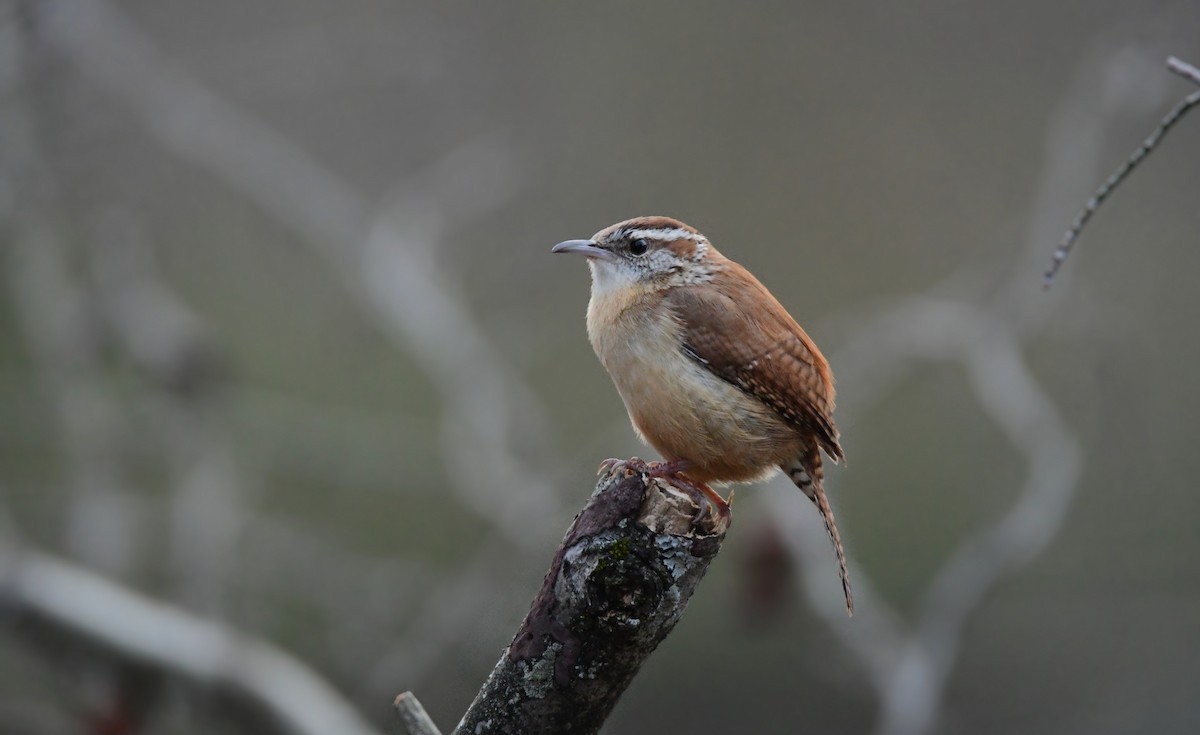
{"left": 84, "top": 209, "right": 248, "bottom": 618}
{"left": 773, "top": 300, "right": 1081, "bottom": 735}
{"left": 0, "top": 5, "right": 416, "bottom": 731}
{"left": 0, "top": 8, "right": 139, "bottom": 579}
{"left": 35, "top": 0, "right": 570, "bottom": 553}
{"left": 772, "top": 42, "right": 1182, "bottom": 735}
{"left": 0, "top": 541, "right": 384, "bottom": 735}
{"left": 26, "top": 4, "right": 598, "bottom": 723}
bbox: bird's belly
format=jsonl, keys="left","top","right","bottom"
{"left": 592, "top": 310, "right": 799, "bottom": 484}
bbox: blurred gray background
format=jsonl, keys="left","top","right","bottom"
{"left": 2, "top": 1, "right": 1199, "bottom": 733}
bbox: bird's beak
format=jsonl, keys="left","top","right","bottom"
{"left": 552, "top": 239, "right": 616, "bottom": 261}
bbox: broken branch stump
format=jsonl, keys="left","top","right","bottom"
{"left": 452, "top": 462, "right": 730, "bottom": 735}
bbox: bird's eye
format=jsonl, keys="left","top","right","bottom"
{"left": 629, "top": 238, "right": 649, "bottom": 256}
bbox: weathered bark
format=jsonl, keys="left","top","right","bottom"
{"left": 453, "top": 463, "right": 730, "bottom": 735}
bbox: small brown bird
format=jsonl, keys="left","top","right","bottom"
{"left": 553, "top": 216, "right": 852, "bottom": 614}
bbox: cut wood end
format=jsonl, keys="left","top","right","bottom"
{"left": 641, "top": 477, "right": 732, "bottom": 537}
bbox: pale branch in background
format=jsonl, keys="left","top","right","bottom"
{"left": 885, "top": 319, "right": 1078, "bottom": 735}
{"left": 0, "top": 0, "right": 143, "bottom": 582}
{"left": 32, "top": 2, "right": 592, "bottom": 721}
{"left": 0, "top": 545, "right": 385, "bottom": 735}
{"left": 795, "top": 41, "right": 1146, "bottom": 735}
{"left": 85, "top": 209, "right": 247, "bottom": 618}
{"left": 450, "top": 465, "right": 729, "bottom": 735}
{"left": 1044, "top": 55, "right": 1200, "bottom": 287}
{"left": 772, "top": 39, "right": 1164, "bottom": 734}
{"left": 1, "top": 8, "right": 433, "bottom": 731}
{"left": 20, "top": 2, "right": 573, "bottom": 724}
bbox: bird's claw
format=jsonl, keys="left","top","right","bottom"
{"left": 696, "top": 489, "right": 733, "bottom": 526}
{"left": 691, "top": 494, "right": 713, "bottom": 525}
{"left": 597, "top": 457, "right": 650, "bottom": 477}
{"left": 597, "top": 458, "right": 621, "bottom": 477}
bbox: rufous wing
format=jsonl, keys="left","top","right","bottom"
{"left": 665, "top": 262, "right": 845, "bottom": 463}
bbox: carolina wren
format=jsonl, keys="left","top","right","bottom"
{"left": 553, "top": 216, "right": 852, "bottom": 614}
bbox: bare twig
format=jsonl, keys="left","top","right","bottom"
{"left": 394, "top": 692, "right": 443, "bottom": 735}
{"left": 1044, "top": 56, "right": 1200, "bottom": 287}
{"left": 1167, "top": 56, "right": 1200, "bottom": 86}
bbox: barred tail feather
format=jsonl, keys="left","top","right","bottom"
{"left": 786, "top": 448, "right": 853, "bottom": 615}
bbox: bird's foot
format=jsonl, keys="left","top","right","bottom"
{"left": 597, "top": 457, "right": 730, "bottom": 525}
{"left": 672, "top": 477, "right": 732, "bottom": 525}
{"left": 643, "top": 461, "right": 731, "bottom": 525}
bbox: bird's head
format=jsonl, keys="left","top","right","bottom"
{"left": 552, "top": 216, "right": 721, "bottom": 294}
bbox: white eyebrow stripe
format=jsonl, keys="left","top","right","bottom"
{"left": 625, "top": 227, "right": 706, "bottom": 242}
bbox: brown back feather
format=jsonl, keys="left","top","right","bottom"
{"left": 665, "top": 260, "right": 844, "bottom": 463}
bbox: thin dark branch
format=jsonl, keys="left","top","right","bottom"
{"left": 1044, "top": 56, "right": 1200, "bottom": 288}
{"left": 450, "top": 464, "right": 729, "bottom": 735}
